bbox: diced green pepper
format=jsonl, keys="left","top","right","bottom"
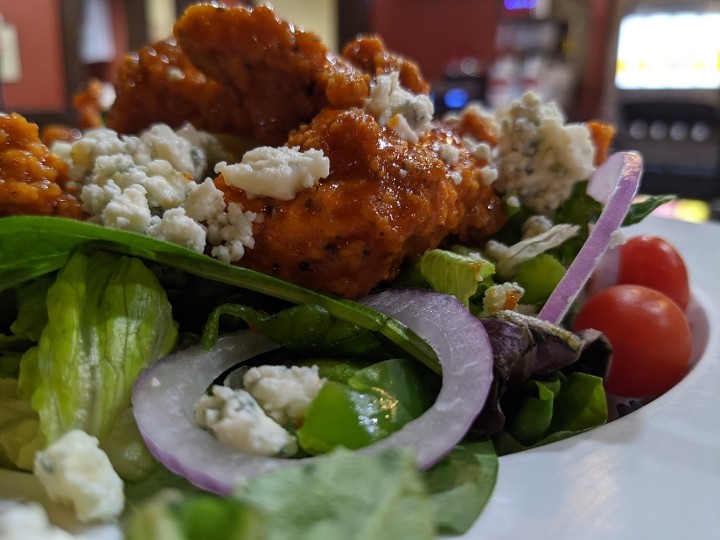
{"left": 297, "top": 358, "right": 433, "bottom": 454}
{"left": 513, "top": 253, "right": 566, "bottom": 304}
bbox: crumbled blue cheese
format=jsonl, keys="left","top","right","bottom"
{"left": 195, "top": 385, "right": 298, "bottom": 457}
{"left": 216, "top": 146, "right": 330, "bottom": 200}
{"left": 33, "top": 430, "right": 124, "bottom": 523}
{"left": 494, "top": 92, "right": 596, "bottom": 213}
{"left": 100, "top": 183, "right": 152, "bottom": 232}
{"left": 243, "top": 364, "right": 325, "bottom": 426}
{"left": 438, "top": 143, "right": 460, "bottom": 166}
{"left": 0, "top": 502, "right": 84, "bottom": 540}
{"left": 146, "top": 207, "right": 207, "bottom": 252}
{"left": 460, "top": 136, "right": 498, "bottom": 185}
{"left": 482, "top": 282, "right": 525, "bottom": 314}
{"left": 364, "top": 71, "right": 434, "bottom": 143}
{"left": 52, "top": 123, "right": 259, "bottom": 263}
{"left": 207, "top": 202, "right": 258, "bottom": 263}
{"left": 521, "top": 214, "right": 554, "bottom": 238}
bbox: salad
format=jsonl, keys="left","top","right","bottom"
{"left": 0, "top": 3, "right": 692, "bottom": 539}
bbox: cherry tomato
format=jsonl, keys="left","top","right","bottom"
{"left": 618, "top": 235, "right": 690, "bottom": 311}
{"left": 572, "top": 284, "right": 692, "bottom": 398}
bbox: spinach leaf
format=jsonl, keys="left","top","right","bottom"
{"left": 0, "top": 216, "right": 438, "bottom": 373}
{"left": 622, "top": 194, "right": 675, "bottom": 226}
{"left": 202, "top": 303, "right": 385, "bottom": 358}
{"left": 424, "top": 440, "right": 498, "bottom": 535}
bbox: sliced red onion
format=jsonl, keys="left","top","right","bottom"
{"left": 583, "top": 244, "right": 620, "bottom": 298}
{"left": 132, "top": 288, "right": 494, "bottom": 495}
{"left": 538, "top": 151, "right": 643, "bottom": 324}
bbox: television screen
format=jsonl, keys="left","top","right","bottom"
{"left": 615, "top": 11, "right": 720, "bottom": 90}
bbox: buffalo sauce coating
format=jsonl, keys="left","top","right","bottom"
{"left": 217, "top": 108, "right": 505, "bottom": 298}
{"left": 342, "top": 35, "right": 430, "bottom": 95}
{"left": 0, "top": 113, "right": 85, "bottom": 218}
{"left": 173, "top": 3, "right": 370, "bottom": 146}
{"left": 107, "top": 37, "right": 251, "bottom": 136}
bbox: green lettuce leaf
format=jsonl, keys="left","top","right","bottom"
{"left": 9, "top": 273, "right": 54, "bottom": 342}
{"left": 414, "top": 249, "right": 495, "bottom": 307}
{"left": 234, "top": 447, "right": 435, "bottom": 540}
{"left": 0, "top": 377, "right": 44, "bottom": 470}
{"left": 125, "top": 447, "right": 434, "bottom": 540}
{"left": 471, "top": 310, "right": 611, "bottom": 437}
{"left": 493, "top": 372, "right": 608, "bottom": 455}
{"left": 124, "top": 489, "right": 267, "bottom": 540}
{"left": 19, "top": 250, "right": 178, "bottom": 479}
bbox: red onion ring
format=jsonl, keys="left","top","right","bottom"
{"left": 132, "top": 288, "right": 494, "bottom": 495}
{"left": 538, "top": 152, "right": 643, "bottom": 324}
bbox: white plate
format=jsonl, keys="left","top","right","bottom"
{"left": 462, "top": 215, "right": 720, "bottom": 540}
{"left": 2, "top": 216, "right": 719, "bottom": 540}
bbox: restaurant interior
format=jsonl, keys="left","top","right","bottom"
{"left": 1, "top": 0, "right": 718, "bottom": 221}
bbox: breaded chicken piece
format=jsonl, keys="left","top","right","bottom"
{"left": 106, "top": 37, "right": 250, "bottom": 136}
{"left": 174, "top": 3, "right": 370, "bottom": 146}
{"left": 0, "top": 113, "right": 85, "bottom": 218}
{"left": 342, "top": 35, "right": 430, "bottom": 95}
{"left": 217, "top": 108, "right": 505, "bottom": 298}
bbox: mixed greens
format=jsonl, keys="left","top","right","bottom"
{"left": 0, "top": 149, "right": 671, "bottom": 538}
{"left": 0, "top": 129, "right": 667, "bottom": 538}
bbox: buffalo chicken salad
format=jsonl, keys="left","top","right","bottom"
{"left": 0, "top": 3, "right": 687, "bottom": 539}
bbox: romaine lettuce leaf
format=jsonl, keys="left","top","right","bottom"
{"left": 415, "top": 249, "right": 495, "bottom": 307}
{"left": 0, "top": 377, "right": 43, "bottom": 470}
{"left": 10, "top": 273, "right": 54, "bottom": 342}
{"left": 19, "top": 250, "right": 178, "bottom": 479}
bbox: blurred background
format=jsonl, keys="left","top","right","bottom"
{"left": 0, "top": 0, "right": 718, "bottom": 221}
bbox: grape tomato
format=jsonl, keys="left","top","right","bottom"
{"left": 617, "top": 235, "right": 690, "bottom": 311}
{"left": 572, "top": 284, "right": 692, "bottom": 398}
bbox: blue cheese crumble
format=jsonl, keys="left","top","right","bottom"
{"left": 195, "top": 385, "right": 298, "bottom": 457}
{"left": 216, "top": 146, "right": 330, "bottom": 201}
{"left": 482, "top": 282, "right": 525, "bottom": 314}
{"left": 493, "top": 92, "right": 596, "bottom": 213}
{"left": 33, "top": 430, "right": 124, "bottom": 523}
{"left": 243, "top": 364, "right": 325, "bottom": 426}
{"left": 364, "top": 71, "right": 434, "bottom": 143}
{"left": 195, "top": 365, "right": 325, "bottom": 457}
{"left": 0, "top": 501, "right": 85, "bottom": 540}
{"left": 51, "top": 123, "right": 258, "bottom": 263}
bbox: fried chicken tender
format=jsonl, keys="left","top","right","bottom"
{"left": 0, "top": 113, "right": 85, "bottom": 218}
{"left": 173, "top": 3, "right": 370, "bottom": 146}
{"left": 342, "top": 35, "right": 430, "bottom": 95}
{"left": 217, "top": 108, "right": 505, "bottom": 298}
{"left": 106, "top": 37, "right": 250, "bottom": 135}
